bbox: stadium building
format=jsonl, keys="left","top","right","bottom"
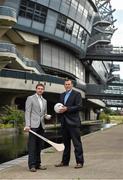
{"left": 0, "top": 0, "right": 117, "bottom": 123}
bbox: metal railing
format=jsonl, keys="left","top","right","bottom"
{"left": 87, "top": 44, "right": 123, "bottom": 55}
{"left": 0, "top": 42, "right": 16, "bottom": 53}
{"left": 0, "top": 68, "right": 65, "bottom": 85}
{"left": 88, "top": 33, "right": 111, "bottom": 47}
{"left": 111, "top": 47, "right": 123, "bottom": 54}
{"left": 0, "top": 42, "right": 44, "bottom": 74}
{"left": 23, "top": 58, "right": 44, "bottom": 74}
{"left": 0, "top": 68, "right": 86, "bottom": 91}
{"left": 110, "top": 64, "right": 120, "bottom": 72}
{"left": 94, "top": 26, "right": 114, "bottom": 34}
{"left": 0, "top": 6, "right": 16, "bottom": 18}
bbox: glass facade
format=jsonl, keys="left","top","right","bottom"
{"left": 56, "top": 14, "right": 87, "bottom": 46}
{"left": 18, "top": 0, "right": 95, "bottom": 56}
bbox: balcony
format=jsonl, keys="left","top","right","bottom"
{"left": 0, "top": 42, "right": 44, "bottom": 73}
{"left": 88, "top": 33, "right": 111, "bottom": 48}
{"left": 0, "top": 41, "right": 16, "bottom": 58}
{"left": 93, "top": 14, "right": 111, "bottom": 26}
{"left": 0, "top": 6, "right": 17, "bottom": 26}
{"left": 0, "top": 42, "right": 16, "bottom": 68}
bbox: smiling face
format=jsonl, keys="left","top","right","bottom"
{"left": 36, "top": 84, "right": 45, "bottom": 96}
{"left": 64, "top": 80, "right": 73, "bottom": 91}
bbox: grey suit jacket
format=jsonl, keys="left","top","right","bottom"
{"left": 25, "top": 94, "right": 47, "bottom": 129}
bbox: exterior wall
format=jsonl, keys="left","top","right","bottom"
{"left": 0, "top": 35, "right": 11, "bottom": 42}
{"left": 40, "top": 41, "right": 85, "bottom": 81}
{"left": 0, "top": 0, "right": 5, "bottom": 5}
{"left": 90, "top": 109, "right": 97, "bottom": 120}
{"left": 16, "top": 44, "right": 35, "bottom": 60}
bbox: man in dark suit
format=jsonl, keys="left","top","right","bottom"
{"left": 55, "top": 79, "right": 84, "bottom": 168}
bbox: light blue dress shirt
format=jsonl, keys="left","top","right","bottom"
{"left": 64, "top": 89, "right": 72, "bottom": 104}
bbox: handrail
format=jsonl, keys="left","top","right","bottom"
{"left": 0, "top": 42, "right": 16, "bottom": 53}
{"left": 0, "top": 6, "right": 16, "bottom": 18}
{"left": 87, "top": 44, "right": 123, "bottom": 55}
{"left": 88, "top": 33, "right": 111, "bottom": 47}
{"left": 94, "top": 26, "right": 114, "bottom": 34}
{"left": 0, "top": 42, "right": 44, "bottom": 73}
{"left": 0, "top": 68, "right": 65, "bottom": 85}
{"left": 0, "top": 69, "right": 85, "bottom": 91}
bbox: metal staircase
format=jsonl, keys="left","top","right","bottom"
{"left": 88, "top": 0, "right": 117, "bottom": 48}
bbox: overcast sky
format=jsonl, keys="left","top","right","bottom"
{"left": 110, "top": 0, "right": 123, "bottom": 79}
{"left": 111, "top": 0, "right": 123, "bottom": 46}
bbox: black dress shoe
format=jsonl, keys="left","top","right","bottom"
{"left": 74, "top": 163, "right": 83, "bottom": 169}
{"left": 36, "top": 165, "right": 47, "bottom": 170}
{"left": 55, "top": 162, "right": 69, "bottom": 167}
{"left": 30, "top": 167, "right": 37, "bottom": 172}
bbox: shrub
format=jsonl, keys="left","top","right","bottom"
{"left": 99, "top": 112, "right": 110, "bottom": 123}
{"left": 0, "top": 105, "right": 24, "bottom": 130}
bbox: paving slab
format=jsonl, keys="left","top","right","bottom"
{"left": 0, "top": 124, "right": 123, "bottom": 180}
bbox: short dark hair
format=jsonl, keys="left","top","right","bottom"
{"left": 36, "top": 83, "right": 45, "bottom": 89}
{"left": 64, "top": 79, "right": 73, "bottom": 84}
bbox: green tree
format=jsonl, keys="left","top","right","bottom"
{"left": 0, "top": 105, "right": 24, "bottom": 131}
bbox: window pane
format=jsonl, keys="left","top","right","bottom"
{"left": 72, "top": 23, "right": 79, "bottom": 37}
{"left": 19, "top": 0, "right": 47, "bottom": 23}
{"left": 83, "top": 8, "right": 88, "bottom": 18}
{"left": 78, "top": 4, "right": 84, "bottom": 13}
{"left": 78, "top": 26, "right": 84, "bottom": 40}
{"left": 82, "top": 31, "right": 87, "bottom": 44}
{"left": 71, "top": 0, "right": 78, "bottom": 9}
{"left": 65, "top": 19, "right": 73, "bottom": 34}
{"left": 56, "top": 14, "right": 67, "bottom": 31}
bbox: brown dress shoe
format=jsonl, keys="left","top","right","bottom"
{"left": 74, "top": 163, "right": 83, "bottom": 169}
{"left": 36, "top": 165, "right": 47, "bottom": 170}
{"left": 30, "top": 167, "right": 37, "bottom": 172}
{"left": 55, "top": 162, "right": 69, "bottom": 167}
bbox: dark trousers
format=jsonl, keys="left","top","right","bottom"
{"left": 61, "top": 123, "right": 84, "bottom": 165}
{"left": 28, "top": 124, "right": 44, "bottom": 169}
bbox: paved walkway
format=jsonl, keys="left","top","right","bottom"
{"left": 0, "top": 124, "right": 123, "bottom": 180}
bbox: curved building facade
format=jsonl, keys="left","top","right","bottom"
{"left": 0, "top": 0, "right": 116, "bottom": 121}
{"left": 17, "top": 0, "right": 96, "bottom": 57}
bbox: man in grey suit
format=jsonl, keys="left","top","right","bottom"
{"left": 24, "top": 83, "right": 48, "bottom": 172}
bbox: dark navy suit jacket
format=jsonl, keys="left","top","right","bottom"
{"left": 58, "top": 89, "right": 82, "bottom": 127}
